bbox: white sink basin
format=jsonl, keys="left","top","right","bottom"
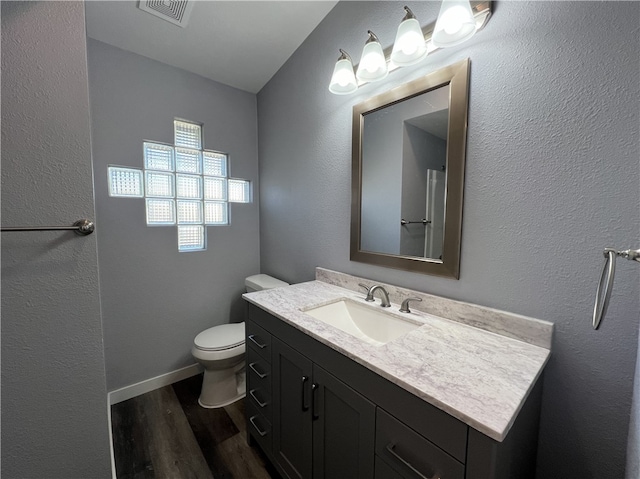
{"left": 303, "top": 299, "right": 421, "bottom": 346}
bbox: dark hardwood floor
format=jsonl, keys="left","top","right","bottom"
{"left": 111, "top": 374, "right": 280, "bottom": 479}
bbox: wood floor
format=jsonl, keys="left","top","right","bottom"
{"left": 111, "top": 374, "right": 280, "bottom": 479}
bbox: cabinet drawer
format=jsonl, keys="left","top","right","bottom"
{"left": 246, "top": 320, "right": 272, "bottom": 362}
{"left": 376, "top": 409, "right": 464, "bottom": 479}
{"left": 247, "top": 376, "right": 272, "bottom": 421}
{"left": 247, "top": 401, "right": 272, "bottom": 454}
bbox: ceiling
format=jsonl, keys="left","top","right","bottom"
{"left": 85, "top": 1, "right": 338, "bottom": 94}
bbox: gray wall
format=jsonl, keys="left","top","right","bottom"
{"left": 257, "top": 1, "right": 640, "bottom": 477}
{"left": 1, "top": 2, "right": 112, "bottom": 477}
{"left": 400, "top": 126, "right": 445, "bottom": 257}
{"left": 87, "top": 39, "right": 261, "bottom": 392}
{"left": 629, "top": 335, "right": 640, "bottom": 478}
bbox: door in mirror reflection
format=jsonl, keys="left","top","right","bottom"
{"left": 361, "top": 85, "right": 449, "bottom": 260}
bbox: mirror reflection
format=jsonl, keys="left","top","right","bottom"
{"left": 361, "top": 85, "right": 449, "bottom": 260}
{"left": 351, "top": 58, "right": 470, "bottom": 278}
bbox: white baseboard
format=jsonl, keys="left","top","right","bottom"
{"left": 108, "top": 363, "right": 203, "bottom": 405}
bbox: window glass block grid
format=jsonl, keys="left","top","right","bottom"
{"left": 108, "top": 118, "right": 252, "bottom": 251}
{"left": 174, "top": 120, "right": 202, "bottom": 150}
{"left": 144, "top": 142, "right": 174, "bottom": 171}
{"left": 228, "top": 179, "right": 251, "bottom": 203}
{"left": 146, "top": 198, "right": 176, "bottom": 225}
{"left": 178, "top": 225, "right": 205, "bottom": 251}
{"left": 108, "top": 167, "right": 144, "bottom": 197}
{"left": 176, "top": 174, "right": 203, "bottom": 199}
{"left": 205, "top": 201, "right": 228, "bottom": 225}
{"left": 145, "top": 171, "right": 175, "bottom": 198}
{"left": 203, "top": 151, "right": 227, "bottom": 177}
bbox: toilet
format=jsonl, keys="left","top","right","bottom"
{"left": 191, "top": 274, "right": 288, "bottom": 408}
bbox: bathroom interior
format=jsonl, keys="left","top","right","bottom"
{"left": 1, "top": 1, "right": 639, "bottom": 478}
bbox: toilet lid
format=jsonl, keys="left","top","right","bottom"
{"left": 194, "top": 323, "right": 245, "bottom": 351}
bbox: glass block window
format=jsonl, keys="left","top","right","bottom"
{"left": 145, "top": 171, "right": 174, "bottom": 197}
{"left": 204, "top": 176, "right": 227, "bottom": 201}
{"left": 146, "top": 198, "right": 176, "bottom": 225}
{"left": 205, "top": 201, "right": 228, "bottom": 225}
{"left": 175, "top": 148, "right": 201, "bottom": 174}
{"left": 178, "top": 225, "right": 205, "bottom": 251}
{"left": 177, "top": 200, "right": 203, "bottom": 224}
{"left": 176, "top": 174, "right": 203, "bottom": 199}
{"left": 144, "top": 142, "right": 174, "bottom": 171}
{"left": 228, "top": 179, "right": 251, "bottom": 203}
{"left": 108, "top": 118, "right": 251, "bottom": 251}
{"left": 203, "top": 151, "right": 227, "bottom": 177}
{"left": 174, "top": 120, "right": 202, "bottom": 149}
{"left": 108, "top": 167, "right": 143, "bottom": 197}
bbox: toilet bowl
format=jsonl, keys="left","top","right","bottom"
{"left": 192, "top": 323, "right": 246, "bottom": 408}
{"left": 192, "top": 274, "right": 288, "bottom": 408}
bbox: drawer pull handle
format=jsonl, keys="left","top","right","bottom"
{"left": 248, "top": 334, "right": 267, "bottom": 349}
{"left": 385, "top": 443, "right": 439, "bottom": 479}
{"left": 249, "top": 389, "right": 267, "bottom": 408}
{"left": 302, "top": 376, "right": 310, "bottom": 411}
{"left": 249, "top": 415, "right": 268, "bottom": 437}
{"left": 249, "top": 362, "right": 268, "bottom": 379}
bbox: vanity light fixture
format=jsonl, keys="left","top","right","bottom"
{"left": 390, "top": 6, "right": 428, "bottom": 67}
{"left": 329, "top": 1, "right": 491, "bottom": 95}
{"left": 355, "top": 31, "right": 388, "bottom": 82}
{"left": 432, "top": 0, "right": 478, "bottom": 47}
{"left": 328, "top": 49, "right": 358, "bottom": 95}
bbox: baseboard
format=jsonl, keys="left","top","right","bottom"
{"left": 108, "top": 363, "right": 203, "bottom": 405}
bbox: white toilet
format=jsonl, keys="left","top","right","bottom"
{"left": 191, "top": 274, "right": 288, "bottom": 408}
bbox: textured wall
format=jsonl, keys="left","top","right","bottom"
{"left": 629, "top": 335, "right": 640, "bottom": 478}
{"left": 257, "top": 1, "right": 640, "bottom": 477}
{"left": 87, "top": 39, "right": 261, "bottom": 391}
{"left": 1, "top": 2, "right": 112, "bottom": 477}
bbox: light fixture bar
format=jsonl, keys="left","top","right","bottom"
{"left": 354, "top": 1, "right": 491, "bottom": 86}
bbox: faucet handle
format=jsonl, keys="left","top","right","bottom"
{"left": 400, "top": 297, "right": 422, "bottom": 313}
{"left": 359, "top": 283, "right": 375, "bottom": 301}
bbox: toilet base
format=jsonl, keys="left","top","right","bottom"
{"left": 198, "top": 368, "right": 246, "bottom": 409}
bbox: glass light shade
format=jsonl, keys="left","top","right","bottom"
{"left": 390, "top": 17, "right": 427, "bottom": 66}
{"left": 356, "top": 37, "right": 388, "bottom": 82}
{"left": 329, "top": 53, "right": 358, "bottom": 95}
{"left": 431, "top": 0, "right": 477, "bottom": 48}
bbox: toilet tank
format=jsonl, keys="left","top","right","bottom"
{"left": 245, "top": 274, "right": 289, "bottom": 293}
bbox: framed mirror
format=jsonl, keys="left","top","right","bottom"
{"left": 351, "top": 58, "right": 470, "bottom": 278}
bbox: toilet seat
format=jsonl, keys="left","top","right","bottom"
{"left": 194, "top": 323, "right": 245, "bottom": 351}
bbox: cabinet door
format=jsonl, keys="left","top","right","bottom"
{"left": 272, "top": 338, "right": 313, "bottom": 479}
{"left": 312, "top": 364, "right": 375, "bottom": 479}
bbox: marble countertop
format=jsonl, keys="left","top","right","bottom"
{"left": 243, "top": 280, "right": 550, "bottom": 442}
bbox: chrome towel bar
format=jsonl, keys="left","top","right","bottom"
{"left": 592, "top": 247, "right": 640, "bottom": 330}
{"left": 400, "top": 218, "right": 431, "bottom": 225}
{"left": 1, "top": 219, "right": 94, "bottom": 236}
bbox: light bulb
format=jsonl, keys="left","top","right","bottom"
{"left": 356, "top": 31, "right": 388, "bottom": 82}
{"left": 390, "top": 7, "right": 428, "bottom": 67}
{"left": 432, "top": 0, "right": 477, "bottom": 48}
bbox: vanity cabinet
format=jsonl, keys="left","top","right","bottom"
{"left": 271, "top": 338, "right": 375, "bottom": 479}
{"left": 246, "top": 303, "right": 542, "bottom": 479}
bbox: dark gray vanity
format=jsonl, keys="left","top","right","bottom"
{"left": 244, "top": 276, "right": 549, "bottom": 479}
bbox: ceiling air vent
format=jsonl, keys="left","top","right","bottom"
{"left": 138, "top": 0, "right": 194, "bottom": 27}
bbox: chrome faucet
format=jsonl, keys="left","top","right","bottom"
{"left": 360, "top": 284, "right": 391, "bottom": 308}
